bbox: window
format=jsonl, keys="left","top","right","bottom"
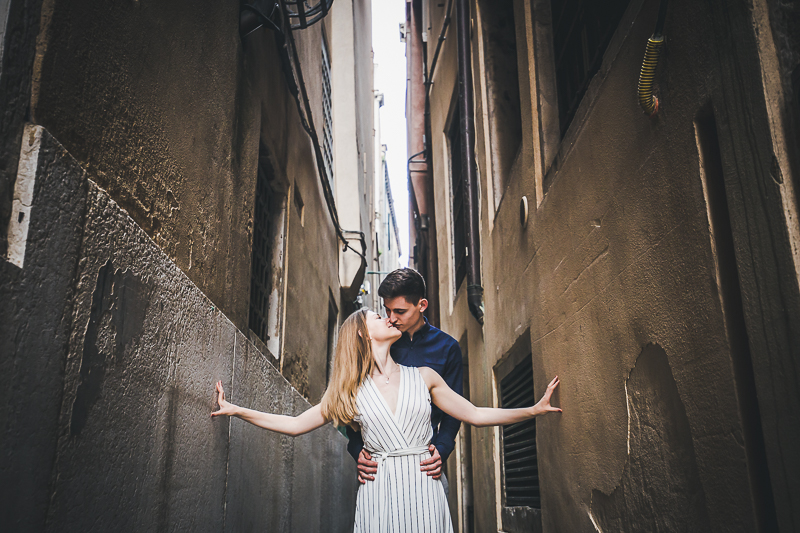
{"left": 479, "top": 0, "right": 522, "bottom": 204}
{"left": 249, "top": 149, "right": 277, "bottom": 346}
{"left": 321, "top": 33, "right": 334, "bottom": 185}
{"left": 551, "top": 0, "right": 630, "bottom": 135}
{"left": 448, "top": 107, "right": 467, "bottom": 291}
{"left": 248, "top": 143, "right": 287, "bottom": 357}
{"left": 500, "top": 356, "right": 540, "bottom": 508}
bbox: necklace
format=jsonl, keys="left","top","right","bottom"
{"left": 374, "top": 366, "right": 400, "bottom": 384}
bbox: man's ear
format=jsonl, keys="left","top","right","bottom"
{"left": 418, "top": 298, "right": 429, "bottom": 313}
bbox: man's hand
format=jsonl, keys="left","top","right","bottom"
{"left": 357, "top": 449, "right": 378, "bottom": 484}
{"left": 420, "top": 444, "right": 443, "bottom": 479}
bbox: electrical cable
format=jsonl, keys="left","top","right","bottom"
{"left": 241, "top": 3, "right": 367, "bottom": 262}
{"left": 425, "top": 0, "right": 454, "bottom": 94}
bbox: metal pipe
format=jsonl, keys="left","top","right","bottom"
{"left": 456, "top": 0, "right": 484, "bottom": 324}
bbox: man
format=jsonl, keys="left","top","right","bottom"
{"left": 347, "top": 268, "right": 464, "bottom": 489}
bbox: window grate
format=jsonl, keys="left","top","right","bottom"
{"left": 550, "top": 0, "right": 630, "bottom": 135}
{"left": 321, "top": 34, "right": 334, "bottom": 185}
{"left": 448, "top": 108, "right": 467, "bottom": 290}
{"left": 500, "top": 356, "right": 539, "bottom": 508}
{"left": 249, "top": 152, "right": 276, "bottom": 345}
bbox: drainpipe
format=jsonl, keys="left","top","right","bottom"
{"left": 456, "top": 0, "right": 484, "bottom": 324}
{"left": 407, "top": 0, "right": 441, "bottom": 327}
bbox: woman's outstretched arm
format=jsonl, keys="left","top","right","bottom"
{"left": 419, "top": 368, "right": 561, "bottom": 427}
{"left": 211, "top": 381, "right": 328, "bottom": 436}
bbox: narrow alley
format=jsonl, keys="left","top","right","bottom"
{"left": 1, "top": 0, "right": 799, "bottom": 532}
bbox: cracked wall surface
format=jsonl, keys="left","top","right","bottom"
{"left": 0, "top": 127, "right": 357, "bottom": 531}
{"left": 590, "top": 344, "right": 711, "bottom": 532}
{"left": 430, "top": 0, "right": 800, "bottom": 531}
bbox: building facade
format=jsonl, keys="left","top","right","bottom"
{"left": 364, "top": 88, "right": 402, "bottom": 310}
{"left": 406, "top": 0, "right": 800, "bottom": 532}
{"left": 0, "top": 0, "right": 376, "bottom": 530}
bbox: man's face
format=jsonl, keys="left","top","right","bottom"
{"left": 383, "top": 296, "right": 428, "bottom": 333}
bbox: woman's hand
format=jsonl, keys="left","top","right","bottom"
{"left": 533, "top": 376, "right": 562, "bottom": 415}
{"left": 211, "top": 380, "right": 238, "bottom": 417}
{"left": 210, "top": 381, "right": 327, "bottom": 435}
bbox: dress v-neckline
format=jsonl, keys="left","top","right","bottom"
{"left": 368, "top": 365, "right": 404, "bottom": 419}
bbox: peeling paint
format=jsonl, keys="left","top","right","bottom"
{"left": 590, "top": 344, "right": 711, "bottom": 532}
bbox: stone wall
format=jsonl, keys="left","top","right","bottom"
{"left": 0, "top": 126, "right": 357, "bottom": 531}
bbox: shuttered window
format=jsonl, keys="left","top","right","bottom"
{"left": 500, "top": 356, "right": 540, "bottom": 508}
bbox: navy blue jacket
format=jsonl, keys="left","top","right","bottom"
{"left": 346, "top": 318, "right": 464, "bottom": 462}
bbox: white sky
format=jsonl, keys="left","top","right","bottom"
{"left": 372, "top": 0, "right": 410, "bottom": 267}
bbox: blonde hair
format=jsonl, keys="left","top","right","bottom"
{"left": 320, "top": 309, "right": 375, "bottom": 428}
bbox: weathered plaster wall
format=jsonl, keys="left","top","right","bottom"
{"left": 10, "top": 0, "right": 358, "bottom": 400}
{"left": 428, "top": 0, "right": 800, "bottom": 531}
{"left": 30, "top": 0, "right": 255, "bottom": 328}
{"left": 591, "top": 344, "right": 711, "bottom": 532}
{"left": 0, "top": 127, "right": 357, "bottom": 531}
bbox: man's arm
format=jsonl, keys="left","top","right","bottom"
{"left": 431, "top": 342, "right": 464, "bottom": 462}
{"left": 346, "top": 425, "right": 378, "bottom": 483}
{"left": 346, "top": 425, "right": 365, "bottom": 462}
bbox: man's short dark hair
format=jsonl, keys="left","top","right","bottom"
{"left": 378, "top": 268, "right": 426, "bottom": 305}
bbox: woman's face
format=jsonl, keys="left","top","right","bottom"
{"left": 365, "top": 311, "right": 402, "bottom": 343}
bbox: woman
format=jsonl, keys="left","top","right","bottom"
{"left": 212, "top": 309, "right": 561, "bottom": 532}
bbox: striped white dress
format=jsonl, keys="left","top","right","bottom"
{"left": 353, "top": 365, "right": 454, "bottom": 533}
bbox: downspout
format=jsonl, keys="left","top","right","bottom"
{"left": 455, "top": 0, "right": 484, "bottom": 324}
{"left": 407, "top": 0, "right": 441, "bottom": 327}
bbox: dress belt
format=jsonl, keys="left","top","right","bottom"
{"left": 368, "top": 445, "right": 431, "bottom": 532}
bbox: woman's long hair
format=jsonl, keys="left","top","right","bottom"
{"left": 320, "top": 309, "right": 375, "bottom": 428}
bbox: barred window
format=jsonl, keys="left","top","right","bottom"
{"left": 551, "top": 0, "right": 630, "bottom": 135}
{"left": 448, "top": 107, "right": 467, "bottom": 291}
{"left": 500, "top": 356, "right": 540, "bottom": 508}
{"left": 321, "top": 33, "right": 334, "bottom": 185}
{"left": 249, "top": 147, "right": 278, "bottom": 346}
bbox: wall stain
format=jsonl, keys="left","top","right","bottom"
{"left": 70, "top": 260, "right": 150, "bottom": 437}
{"left": 590, "top": 344, "right": 711, "bottom": 532}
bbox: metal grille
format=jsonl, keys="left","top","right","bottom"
{"left": 448, "top": 109, "right": 467, "bottom": 290}
{"left": 551, "top": 0, "right": 630, "bottom": 135}
{"left": 500, "top": 356, "right": 539, "bottom": 508}
{"left": 249, "top": 153, "right": 276, "bottom": 345}
{"left": 283, "top": 0, "right": 333, "bottom": 29}
{"left": 321, "top": 35, "right": 334, "bottom": 185}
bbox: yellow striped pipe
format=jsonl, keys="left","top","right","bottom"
{"left": 638, "top": 36, "right": 664, "bottom": 116}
